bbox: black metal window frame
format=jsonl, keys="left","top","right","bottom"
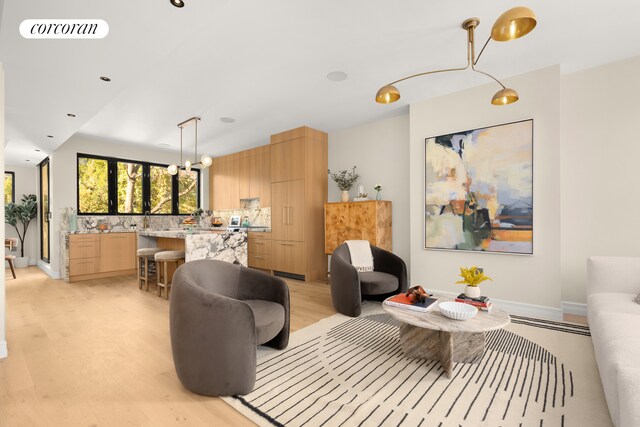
{"left": 76, "top": 153, "right": 200, "bottom": 216}
{"left": 4, "top": 171, "right": 15, "bottom": 204}
{"left": 39, "top": 158, "right": 50, "bottom": 263}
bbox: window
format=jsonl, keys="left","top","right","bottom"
{"left": 117, "top": 161, "right": 143, "bottom": 214}
{"left": 78, "top": 157, "right": 109, "bottom": 213}
{"left": 77, "top": 154, "right": 200, "bottom": 215}
{"left": 149, "top": 166, "right": 173, "bottom": 214}
{"left": 4, "top": 171, "right": 15, "bottom": 204}
{"left": 178, "top": 170, "right": 198, "bottom": 214}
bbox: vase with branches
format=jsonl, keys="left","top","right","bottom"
{"left": 5, "top": 194, "right": 37, "bottom": 262}
{"left": 328, "top": 166, "right": 359, "bottom": 202}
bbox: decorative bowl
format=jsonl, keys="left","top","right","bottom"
{"left": 438, "top": 301, "right": 478, "bottom": 321}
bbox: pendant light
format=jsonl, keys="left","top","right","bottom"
{"left": 375, "top": 7, "right": 537, "bottom": 106}
{"left": 167, "top": 117, "right": 213, "bottom": 175}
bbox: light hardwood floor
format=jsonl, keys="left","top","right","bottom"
{"left": 0, "top": 267, "right": 335, "bottom": 426}
{"left": 0, "top": 267, "right": 587, "bottom": 426}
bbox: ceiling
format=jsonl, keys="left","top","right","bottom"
{"left": 2, "top": 0, "right": 640, "bottom": 166}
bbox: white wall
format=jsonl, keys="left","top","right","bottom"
{"left": 1, "top": 63, "right": 7, "bottom": 358}
{"left": 4, "top": 165, "right": 38, "bottom": 263}
{"left": 560, "top": 56, "right": 640, "bottom": 304}
{"left": 409, "top": 66, "right": 562, "bottom": 310}
{"left": 46, "top": 135, "right": 209, "bottom": 278}
{"left": 328, "top": 114, "right": 411, "bottom": 263}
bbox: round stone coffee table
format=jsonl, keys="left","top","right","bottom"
{"left": 383, "top": 296, "right": 510, "bottom": 378}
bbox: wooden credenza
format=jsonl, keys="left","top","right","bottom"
{"left": 324, "top": 200, "right": 392, "bottom": 254}
{"left": 68, "top": 232, "right": 137, "bottom": 282}
{"left": 270, "top": 126, "right": 328, "bottom": 281}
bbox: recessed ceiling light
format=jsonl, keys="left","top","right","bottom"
{"left": 35, "top": 149, "right": 41, "bottom": 152}
{"left": 46, "top": 135, "right": 54, "bottom": 138}
{"left": 327, "top": 71, "right": 348, "bottom": 82}
{"left": 220, "top": 117, "right": 236, "bottom": 124}
{"left": 170, "top": 0, "right": 185, "bottom": 8}
{"left": 67, "top": 113, "right": 76, "bottom": 118}
{"left": 158, "top": 143, "right": 170, "bottom": 147}
{"left": 25, "top": 159, "right": 30, "bottom": 162}
{"left": 100, "top": 76, "right": 111, "bottom": 82}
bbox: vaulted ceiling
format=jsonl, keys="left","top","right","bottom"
{"left": 2, "top": 0, "right": 640, "bottom": 166}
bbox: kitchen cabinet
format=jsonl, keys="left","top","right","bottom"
{"left": 100, "top": 233, "right": 137, "bottom": 272}
{"left": 270, "top": 137, "right": 305, "bottom": 183}
{"left": 248, "top": 231, "right": 271, "bottom": 270}
{"left": 210, "top": 145, "right": 271, "bottom": 209}
{"left": 271, "top": 240, "right": 305, "bottom": 276}
{"left": 269, "top": 126, "right": 328, "bottom": 281}
{"left": 324, "top": 200, "right": 392, "bottom": 254}
{"left": 272, "top": 180, "right": 304, "bottom": 242}
{"left": 258, "top": 145, "right": 271, "bottom": 207}
{"left": 239, "top": 151, "right": 261, "bottom": 200}
{"left": 68, "top": 232, "right": 137, "bottom": 282}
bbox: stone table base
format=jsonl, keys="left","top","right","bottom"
{"left": 399, "top": 323, "right": 485, "bottom": 378}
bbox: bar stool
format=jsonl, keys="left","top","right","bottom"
{"left": 136, "top": 248, "right": 164, "bottom": 291}
{"left": 154, "top": 251, "right": 185, "bottom": 299}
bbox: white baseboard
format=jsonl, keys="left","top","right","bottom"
{"left": 0, "top": 340, "right": 7, "bottom": 359}
{"left": 37, "top": 261, "right": 61, "bottom": 279}
{"left": 561, "top": 301, "right": 587, "bottom": 317}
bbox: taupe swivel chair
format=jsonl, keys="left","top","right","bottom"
{"left": 330, "top": 243, "right": 408, "bottom": 317}
{"left": 170, "top": 259, "right": 289, "bottom": 396}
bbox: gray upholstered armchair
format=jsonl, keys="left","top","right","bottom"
{"left": 330, "top": 243, "right": 408, "bottom": 317}
{"left": 169, "top": 259, "right": 290, "bottom": 396}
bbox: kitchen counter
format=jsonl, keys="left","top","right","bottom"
{"left": 138, "top": 229, "right": 248, "bottom": 266}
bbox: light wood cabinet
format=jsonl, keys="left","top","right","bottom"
{"left": 100, "top": 233, "right": 136, "bottom": 272}
{"left": 210, "top": 145, "right": 271, "bottom": 209}
{"left": 269, "top": 126, "right": 327, "bottom": 281}
{"left": 271, "top": 240, "right": 305, "bottom": 276}
{"left": 68, "top": 232, "right": 137, "bottom": 282}
{"left": 248, "top": 231, "right": 272, "bottom": 270}
{"left": 270, "top": 137, "right": 305, "bottom": 183}
{"left": 272, "top": 180, "right": 305, "bottom": 242}
{"left": 324, "top": 201, "right": 393, "bottom": 254}
{"left": 258, "top": 146, "right": 271, "bottom": 207}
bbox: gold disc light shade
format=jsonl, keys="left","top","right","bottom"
{"left": 491, "top": 7, "right": 537, "bottom": 42}
{"left": 375, "top": 85, "right": 401, "bottom": 104}
{"left": 375, "top": 7, "right": 537, "bottom": 106}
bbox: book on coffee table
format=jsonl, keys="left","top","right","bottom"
{"left": 384, "top": 294, "right": 438, "bottom": 312}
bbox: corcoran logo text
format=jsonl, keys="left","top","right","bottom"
{"left": 20, "top": 19, "right": 109, "bottom": 39}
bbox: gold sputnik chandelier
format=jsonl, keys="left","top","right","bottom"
{"left": 375, "top": 7, "right": 537, "bottom": 106}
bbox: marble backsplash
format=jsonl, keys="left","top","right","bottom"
{"left": 59, "top": 203, "right": 271, "bottom": 234}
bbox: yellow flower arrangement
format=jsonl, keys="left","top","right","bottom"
{"left": 456, "top": 266, "right": 493, "bottom": 287}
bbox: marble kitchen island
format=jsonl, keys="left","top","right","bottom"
{"left": 138, "top": 228, "right": 248, "bottom": 266}
{"left": 138, "top": 229, "right": 248, "bottom": 267}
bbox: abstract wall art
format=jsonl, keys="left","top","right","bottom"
{"left": 424, "top": 119, "right": 533, "bottom": 254}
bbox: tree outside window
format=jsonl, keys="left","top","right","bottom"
{"left": 78, "top": 157, "right": 109, "bottom": 213}
{"left": 178, "top": 170, "right": 198, "bottom": 214}
{"left": 77, "top": 154, "right": 200, "bottom": 215}
{"left": 117, "top": 162, "right": 143, "bottom": 214}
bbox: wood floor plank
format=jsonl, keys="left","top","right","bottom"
{"left": 1, "top": 266, "right": 336, "bottom": 426}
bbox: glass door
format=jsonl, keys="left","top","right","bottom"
{"left": 39, "top": 158, "right": 50, "bottom": 263}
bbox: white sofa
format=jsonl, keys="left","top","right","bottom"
{"left": 587, "top": 256, "right": 640, "bottom": 427}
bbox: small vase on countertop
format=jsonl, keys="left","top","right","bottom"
{"left": 375, "top": 191, "right": 382, "bottom": 201}
{"left": 341, "top": 191, "right": 350, "bottom": 203}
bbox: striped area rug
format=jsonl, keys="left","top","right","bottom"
{"left": 223, "top": 304, "right": 611, "bottom": 427}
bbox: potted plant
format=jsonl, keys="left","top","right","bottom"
{"left": 456, "top": 266, "right": 492, "bottom": 299}
{"left": 328, "top": 166, "right": 359, "bottom": 202}
{"left": 5, "top": 194, "right": 37, "bottom": 268}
